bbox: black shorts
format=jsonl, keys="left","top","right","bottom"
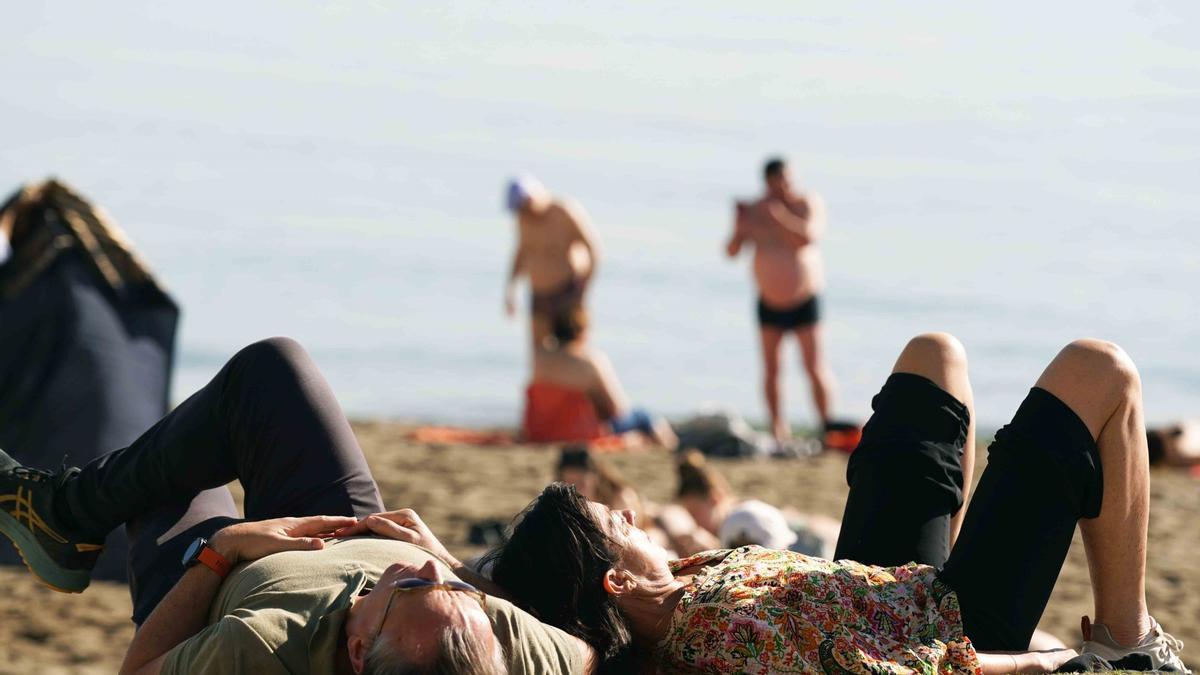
{"left": 757, "top": 295, "right": 820, "bottom": 330}
{"left": 833, "top": 372, "right": 1103, "bottom": 651}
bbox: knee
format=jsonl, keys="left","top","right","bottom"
{"left": 232, "top": 337, "right": 309, "bottom": 374}
{"left": 902, "top": 332, "right": 968, "bottom": 369}
{"left": 1060, "top": 339, "right": 1140, "bottom": 392}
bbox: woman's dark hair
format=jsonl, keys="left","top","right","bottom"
{"left": 483, "top": 483, "right": 631, "bottom": 662}
{"left": 551, "top": 306, "right": 588, "bottom": 345}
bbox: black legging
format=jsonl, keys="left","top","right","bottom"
{"left": 834, "top": 373, "right": 1102, "bottom": 651}
{"left": 57, "top": 338, "right": 385, "bottom": 623}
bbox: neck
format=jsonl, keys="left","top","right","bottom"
{"left": 617, "top": 578, "right": 688, "bottom": 647}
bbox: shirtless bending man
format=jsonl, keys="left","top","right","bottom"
{"left": 504, "top": 175, "right": 599, "bottom": 347}
{"left": 726, "top": 157, "right": 836, "bottom": 440}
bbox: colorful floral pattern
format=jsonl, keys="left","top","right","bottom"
{"left": 657, "top": 546, "right": 981, "bottom": 674}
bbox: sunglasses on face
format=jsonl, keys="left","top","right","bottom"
{"left": 373, "top": 578, "right": 487, "bottom": 642}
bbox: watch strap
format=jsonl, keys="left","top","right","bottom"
{"left": 193, "top": 544, "right": 232, "bottom": 579}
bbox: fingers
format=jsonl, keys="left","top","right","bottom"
{"left": 364, "top": 515, "right": 419, "bottom": 542}
{"left": 276, "top": 535, "right": 325, "bottom": 552}
{"left": 290, "top": 515, "right": 359, "bottom": 536}
{"left": 326, "top": 510, "right": 426, "bottom": 539}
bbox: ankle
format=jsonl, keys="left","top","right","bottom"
{"left": 1095, "top": 614, "right": 1153, "bottom": 647}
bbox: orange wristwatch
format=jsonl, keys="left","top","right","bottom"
{"left": 182, "top": 537, "right": 232, "bottom": 579}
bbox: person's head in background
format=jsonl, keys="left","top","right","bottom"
{"left": 505, "top": 174, "right": 550, "bottom": 217}
{"left": 676, "top": 450, "right": 735, "bottom": 535}
{"left": 550, "top": 306, "right": 589, "bottom": 348}
{"left": 556, "top": 446, "right": 643, "bottom": 518}
{"left": 763, "top": 156, "right": 792, "bottom": 198}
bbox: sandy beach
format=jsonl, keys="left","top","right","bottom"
{"left": 1, "top": 420, "right": 1196, "bottom": 673}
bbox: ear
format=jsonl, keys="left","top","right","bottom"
{"left": 347, "top": 634, "right": 367, "bottom": 674}
{"left": 602, "top": 568, "right": 636, "bottom": 597}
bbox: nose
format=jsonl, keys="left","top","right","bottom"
{"left": 618, "top": 509, "right": 636, "bottom": 526}
{"left": 416, "top": 558, "right": 446, "bottom": 583}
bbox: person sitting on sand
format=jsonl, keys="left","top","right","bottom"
{"left": 0, "top": 338, "right": 590, "bottom": 675}
{"left": 472, "top": 332, "right": 1189, "bottom": 673}
{"left": 504, "top": 174, "right": 600, "bottom": 347}
{"left": 522, "top": 308, "right": 677, "bottom": 448}
{"left": 652, "top": 449, "right": 839, "bottom": 558}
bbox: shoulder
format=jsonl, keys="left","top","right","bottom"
{"left": 486, "top": 595, "right": 591, "bottom": 675}
{"left": 160, "top": 615, "right": 287, "bottom": 675}
{"left": 798, "top": 191, "right": 826, "bottom": 210}
{"left": 555, "top": 199, "right": 591, "bottom": 224}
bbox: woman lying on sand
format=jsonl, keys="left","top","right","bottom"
{"left": 465, "top": 333, "right": 1189, "bottom": 673}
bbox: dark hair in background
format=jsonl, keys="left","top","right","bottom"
{"left": 482, "top": 483, "right": 633, "bottom": 666}
{"left": 676, "top": 449, "right": 731, "bottom": 500}
{"left": 557, "top": 446, "right": 638, "bottom": 510}
{"left": 763, "top": 156, "right": 787, "bottom": 180}
{"left": 551, "top": 306, "right": 588, "bottom": 345}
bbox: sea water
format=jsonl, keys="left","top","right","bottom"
{"left": 2, "top": 3, "right": 1196, "bottom": 429}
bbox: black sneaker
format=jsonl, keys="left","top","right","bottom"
{"left": 0, "top": 449, "right": 102, "bottom": 593}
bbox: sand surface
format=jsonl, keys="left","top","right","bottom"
{"left": 1, "top": 421, "right": 1196, "bottom": 673}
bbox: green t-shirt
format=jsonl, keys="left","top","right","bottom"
{"left": 160, "top": 537, "right": 582, "bottom": 674}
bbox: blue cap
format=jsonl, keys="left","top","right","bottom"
{"left": 505, "top": 174, "right": 545, "bottom": 212}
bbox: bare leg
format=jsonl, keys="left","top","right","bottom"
{"left": 1033, "top": 339, "right": 1151, "bottom": 645}
{"left": 889, "top": 333, "right": 976, "bottom": 545}
{"left": 759, "top": 326, "right": 788, "bottom": 440}
{"left": 796, "top": 324, "right": 836, "bottom": 428}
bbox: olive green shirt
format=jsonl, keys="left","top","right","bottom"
{"left": 160, "top": 537, "right": 582, "bottom": 674}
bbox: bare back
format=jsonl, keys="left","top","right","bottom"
{"left": 743, "top": 193, "right": 825, "bottom": 308}
{"left": 518, "top": 201, "right": 595, "bottom": 294}
{"left": 531, "top": 344, "right": 627, "bottom": 419}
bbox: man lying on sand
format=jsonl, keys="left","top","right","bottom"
{"left": 478, "top": 333, "right": 1190, "bottom": 673}
{"left": 0, "top": 338, "right": 591, "bottom": 675}
{"left": 504, "top": 174, "right": 600, "bottom": 347}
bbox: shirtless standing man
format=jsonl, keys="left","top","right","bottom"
{"left": 504, "top": 174, "right": 600, "bottom": 346}
{"left": 726, "top": 157, "right": 836, "bottom": 440}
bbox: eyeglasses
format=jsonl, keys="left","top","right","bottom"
{"left": 372, "top": 578, "right": 487, "bottom": 642}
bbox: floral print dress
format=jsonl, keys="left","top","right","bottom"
{"left": 657, "top": 546, "right": 981, "bottom": 674}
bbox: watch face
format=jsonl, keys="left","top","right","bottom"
{"left": 182, "top": 537, "right": 208, "bottom": 566}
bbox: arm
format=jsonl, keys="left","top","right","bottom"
{"left": 118, "top": 515, "right": 356, "bottom": 675}
{"left": 725, "top": 202, "right": 750, "bottom": 258}
{"left": 505, "top": 242, "right": 526, "bottom": 317}
{"left": 564, "top": 201, "right": 600, "bottom": 287}
{"left": 764, "top": 193, "right": 825, "bottom": 247}
{"left": 589, "top": 351, "right": 630, "bottom": 422}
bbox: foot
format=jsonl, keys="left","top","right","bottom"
{"left": 1080, "top": 616, "right": 1190, "bottom": 673}
{"left": 0, "top": 449, "right": 102, "bottom": 592}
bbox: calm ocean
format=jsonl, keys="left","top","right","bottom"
{"left": 4, "top": 3, "right": 1197, "bottom": 429}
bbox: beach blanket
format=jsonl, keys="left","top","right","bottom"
{"left": 406, "top": 425, "right": 628, "bottom": 452}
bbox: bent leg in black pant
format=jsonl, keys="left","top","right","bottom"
{"left": 834, "top": 333, "right": 974, "bottom": 569}
{"left": 938, "top": 388, "right": 1101, "bottom": 650}
{"left": 55, "top": 337, "right": 384, "bottom": 623}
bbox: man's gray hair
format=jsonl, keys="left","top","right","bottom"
{"left": 364, "top": 626, "right": 507, "bottom": 675}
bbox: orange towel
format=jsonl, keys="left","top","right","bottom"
{"left": 407, "top": 427, "right": 515, "bottom": 446}
{"left": 522, "top": 381, "right": 609, "bottom": 443}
